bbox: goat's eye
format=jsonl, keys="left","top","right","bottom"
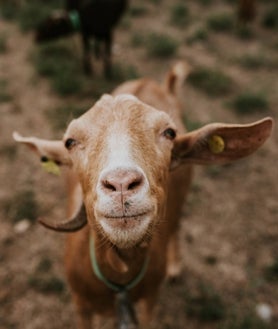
{"left": 163, "top": 128, "right": 176, "bottom": 140}
{"left": 65, "top": 138, "right": 77, "bottom": 150}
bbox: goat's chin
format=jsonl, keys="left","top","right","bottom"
{"left": 98, "top": 214, "right": 152, "bottom": 249}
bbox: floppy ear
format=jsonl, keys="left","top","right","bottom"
{"left": 171, "top": 117, "right": 273, "bottom": 168}
{"left": 13, "top": 132, "right": 71, "bottom": 166}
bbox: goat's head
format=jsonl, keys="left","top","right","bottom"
{"left": 13, "top": 94, "right": 273, "bottom": 249}
{"left": 35, "top": 10, "right": 75, "bottom": 43}
{"left": 62, "top": 94, "right": 176, "bottom": 248}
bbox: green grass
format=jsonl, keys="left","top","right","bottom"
{"left": 207, "top": 13, "right": 234, "bottom": 32}
{"left": 264, "top": 258, "right": 278, "bottom": 282}
{"left": 0, "top": 33, "right": 8, "bottom": 53}
{"left": 170, "top": 3, "right": 190, "bottom": 28}
{"left": 130, "top": 32, "right": 145, "bottom": 47}
{"left": 1, "top": 0, "right": 64, "bottom": 31}
{"left": 33, "top": 41, "right": 84, "bottom": 96}
{"left": 0, "top": 2, "right": 18, "bottom": 20}
{"left": 0, "top": 145, "right": 17, "bottom": 161}
{"left": 4, "top": 188, "right": 39, "bottom": 223}
{"left": 129, "top": 5, "right": 149, "bottom": 17}
{"left": 146, "top": 33, "right": 178, "bottom": 58}
{"left": 28, "top": 275, "right": 65, "bottom": 294}
{"left": 237, "top": 54, "right": 268, "bottom": 69}
{"left": 188, "top": 67, "right": 234, "bottom": 97}
{"left": 45, "top": 104, "right": 89, "bottom": 131}
{"left": 219, "top": 312, "right": 271, "bottom": 329}
{"left": 262, "top": 5, "right": 278, "bottom": 29}
{"left": 186, "top": 28, "right": 208, "bottom": 44}
{"left": 229, "top": 93, "right": 269, "bottom": 114}
{"left": 186, "top": 284, "right": 226, "bottom": 322}
{"left": 36, "top": 257, "right": 53, "bottom": 273}
{"left": 235, "top": 26, "right": 254, "bottom": 40}
{"left": 0, "top": 79, "right": 12, "bottom": 103}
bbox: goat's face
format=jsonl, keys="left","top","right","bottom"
{"left": 35, "top": 11, "right": 73, "bottom": 43}
{"left": 64, "top": 95, "right": 177, "bottom": 248}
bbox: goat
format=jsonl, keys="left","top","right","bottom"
{"left": 238, "top": 0, "right": 256, "bottom": 24}
{"left": 13, "top": 63, "right": 273, "bottom": 328}
{"left": 35, "top": 0, "right": 128, "bottom": 77}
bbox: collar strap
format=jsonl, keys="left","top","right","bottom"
{"left": 89, "top": 236, "right": 149, "bottom": 292}
{"left": 69, "top": 10, "right": 81, "bottom": 31}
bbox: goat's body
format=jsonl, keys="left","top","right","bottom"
{"left": 14, "top": 63, "right": 273, "bottom": 329}
{"left": 64, "top": 76, "right": 192, "bottom": 327}
{"left": 36, "top": 0, "right": 128, "bottom": 77}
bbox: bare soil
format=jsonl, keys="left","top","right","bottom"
{"left": 0, "top": 1, "right": 277, "bottom": 329}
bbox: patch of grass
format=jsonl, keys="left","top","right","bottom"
{"left": 207, "top": 13, "right": 234, "bottom": 32}
{"left": 16, "top": 0, "right": 63, "bottom": 31}
{"left": 186, "top": 284, "right": 226, "bottom": 322}
{"left": 0, "top": 145, "right": 17, "bottom": 161}
{"left": 0, "top": 79, "right": 12, "bottom": 103}
{"left": 129, "top": 5, "right": 149, "bottom": 17}
{"left": 183, "top": 118, "right": 203, "bottom": 131}
{"left": 235, "top": 26, "right": 254, "bottom": 40}
{"left": 146, "top": 33, "right": 178, "bottom": 58}
{"left": 229, "top": 93, "right": 269, "bottom": 114}
{"left": 110, "top": 62, "right": 139, "bottom": 82}
{"left": 188, "top": 67, "right": 234, "bottom": 97}
{"left": 4, "top": 188, "right": 39, "bottom": 223}
{"left": 33, "top": 41, "right": 84, "bottom": 96}
{"left": 0, "top": 33, "right": 8, "bottom": 53}
{"left": 46, "top": 104, "right": 89, "bottom": 131}
{"left": 219, "top": 312, "right": 271, "bottom": 329}
{"left": 262, "top": 5, "right": 278, "bottom": 29}
{"left": 130, "top": 32, "right": 145, "bottom": 47}
{"left": 0, "top": 2, "right": 18, "bottom": 20}
{"left": 170, "top": 3, "right": 190, "bottom": 28}
{"left": 186, "top": 28, "right": 208, "bottom": 45}
{"left": 264, "top": 258, "right": 278, "bottom": 282}
{"left": 237, "top": 54, "right": 268, "bottom": 69}
{"left": 28, "top": 275, "right": 65, "bottom": 294}
{"left": 36, "top": 257, "right": 53, "bottom": 273}
{"left": 197, "top": 0, "right": 213, "bottom": 5}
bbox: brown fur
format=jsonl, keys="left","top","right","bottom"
{"left": 13, "top": 63, "right": 273, "bottom": 329}
{"left": 238, "top": 0, "right": 256, "bottom": 23}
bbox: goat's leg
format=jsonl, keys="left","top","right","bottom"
{"left": 103, "top": 34, "right": 112, "bottom": 79}
{"left": 138, "top": 294, "right": 157, "bottom": 328}
{"left": 81, "top": 33, "right": 93, "bottom": 75}
{"left": 74, "top": 297, "right": 93, "bottom": 329}
{"left": 166, "top": 232, "right": 182, "bottom": 280}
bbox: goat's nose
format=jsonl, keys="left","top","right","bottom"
{"left": 100, "top": 169, "right": 145, "bottom": 195}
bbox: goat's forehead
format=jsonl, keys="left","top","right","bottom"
{"left": 66, "top": 94, "right": 173, "bottom": 135}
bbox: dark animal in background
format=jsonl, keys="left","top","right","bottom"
{"left": 35, "top": 0, "right": 128, "bottom": 77}
{"left": 238, "top": 0, "right": 256, "bottom": 24}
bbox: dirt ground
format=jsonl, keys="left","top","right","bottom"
{"left": 0, "top": 1, "right": 277, "bottom": 329}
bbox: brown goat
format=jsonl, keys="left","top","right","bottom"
{"left": 238, "top": 0, "right": 256, "bottom": 24}
{"left": 13, "top": 63, "right": 273, "bottom": 328}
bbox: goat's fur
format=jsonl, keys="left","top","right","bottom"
{"left": 14, "top": 63, "right": 273, "bottom": 328}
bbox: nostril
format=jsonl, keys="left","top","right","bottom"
{"left": 100, "top": 169, "right": 145, "bottom": 194}
{"left": 128, "top": 178, "right": 142, "bottom": 191}
{"left": 102, "top": 180, "right": 117, "bottom": 192}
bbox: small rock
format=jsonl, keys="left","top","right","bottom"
{"left": 256, "top": 303, "right": 273, "bottom": 322}
{"left": 14, "top": 219, "right": 31, "bottom": 234}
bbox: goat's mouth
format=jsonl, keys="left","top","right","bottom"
{"left": 98, "top": 212, "right": 153, "bottom": 247}
{"left": 103, "top": 212, "right": 150, "bottom": 228}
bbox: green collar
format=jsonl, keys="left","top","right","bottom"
{"left": 69, "top": 10, "right": 81, "bottom": 31}
{"left": 89, "top": 236, "right": 149, "bottom": 292}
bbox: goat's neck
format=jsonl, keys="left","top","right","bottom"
{"left": 91, "top": 231, "right": 149, "bottom": 286}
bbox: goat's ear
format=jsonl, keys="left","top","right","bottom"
{"left": 13, "top": 132, "right": 72, "bottom": 166}
{"left": 171, "top": 117, "right": 273, "bottom": 169}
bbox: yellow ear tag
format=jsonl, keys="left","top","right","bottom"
{"left": 41, "top": 160, "right": 61, "bottom": 176}
{"left": 208, "top": 135, "right": 225, "bottom": 154}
